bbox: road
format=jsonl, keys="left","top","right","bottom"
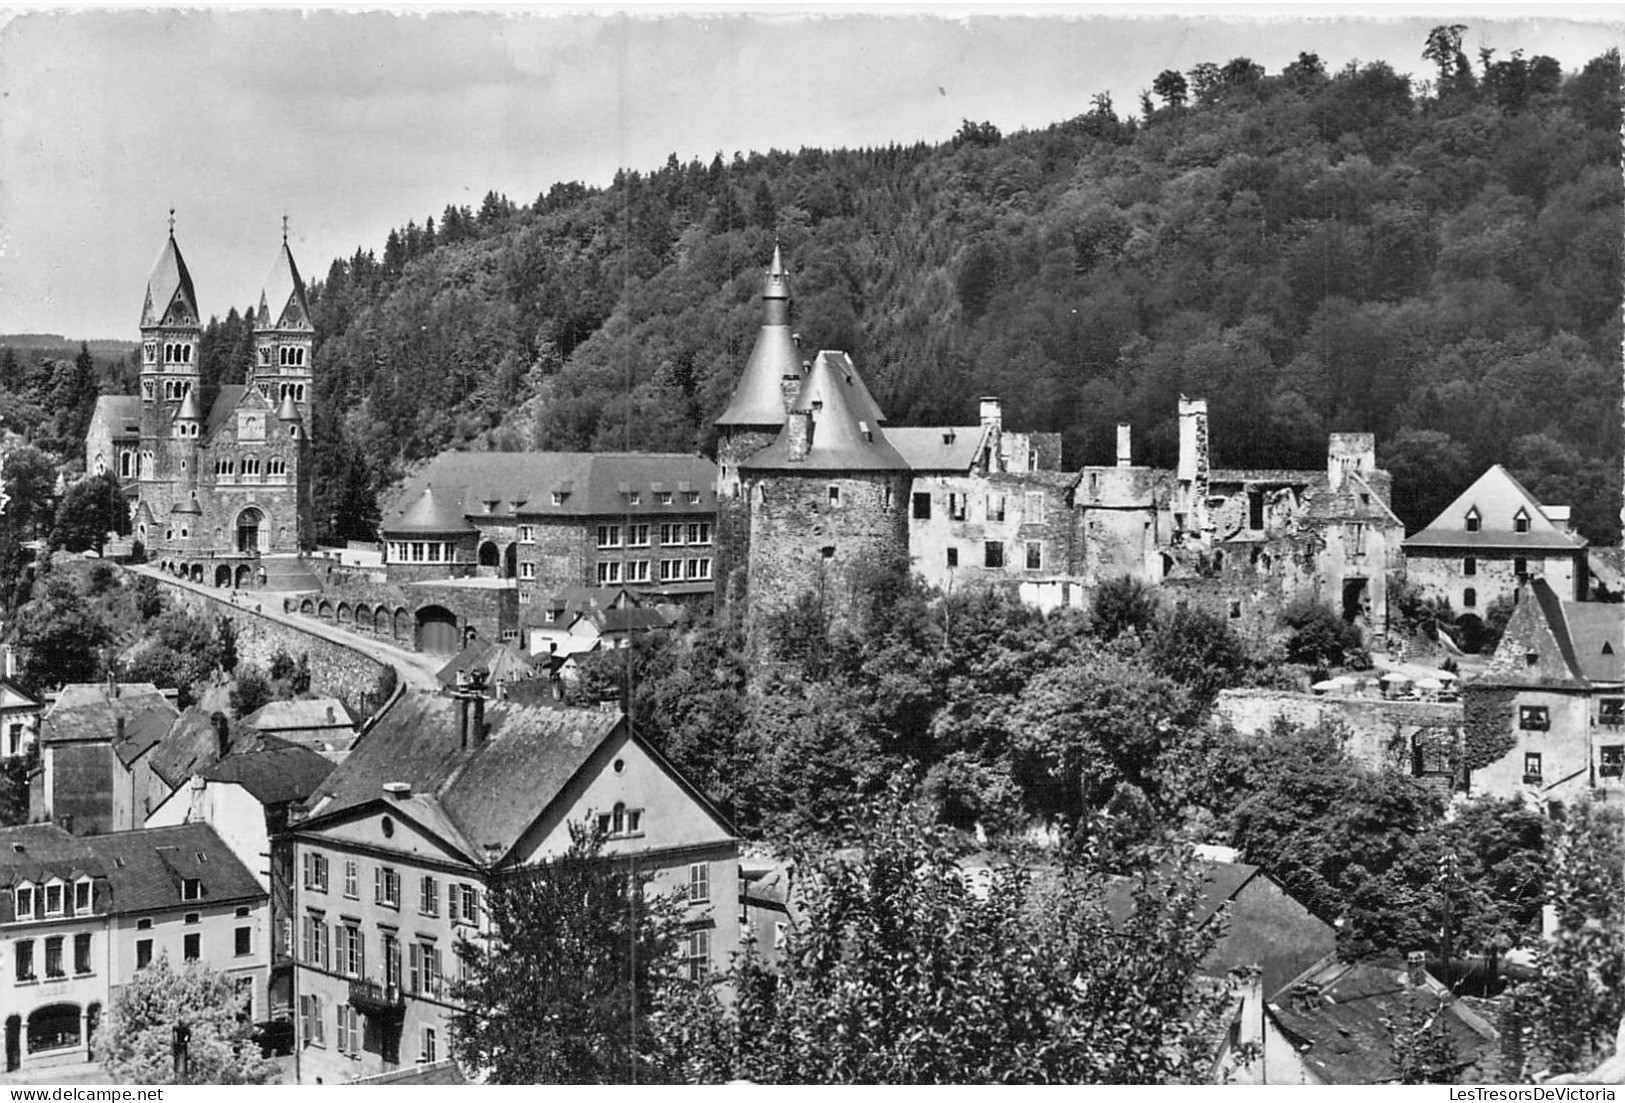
{"left": 127, "top": 564, "right": 445, "bottom": 693}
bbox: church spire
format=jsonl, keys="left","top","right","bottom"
{"left": 716, "top": 248, "right": 803, "bottom": 429}
{"left": 141, "top": 220, "right": 199, "bottom": 329}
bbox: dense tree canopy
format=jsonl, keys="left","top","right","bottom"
{"left": 96, "top": 957, "right": 278, "bottom": 1084}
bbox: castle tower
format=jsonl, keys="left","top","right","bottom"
{"left": 138, "top": 215, "right": 203, "bottom": 553}
{"left": 713, "top": 246, "right": 808, "bottom": 604}
{"left": 253, "top": 224, "right": 316, "bottom": 550}
{"left": 738, "top": 350, "right": 911, "bottom": 653}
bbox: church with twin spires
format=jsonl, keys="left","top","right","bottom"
{"left": 86, "top": 218, "right": 314, "bottom": 586}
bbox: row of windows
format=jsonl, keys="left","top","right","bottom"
{"left": 132, "top": 924, "right": 253, "bottom": 969}
{"left": 595, "top": 557, "right": 711, "bottom": 585}
{"left": 911, "top": 490, "right": 1047, "bottom": 523}
{"left": 213, "top": 456, "right": 288, "bottom": 478}
{"left": 595, "top": 523, "right": 712, "bottom": 549}
{"left": 14, "top": 879, "right": 93, "bottom": 921}
{"left": 302, "top": 915, "right": 452, "bottom": 997}
{"left": 300, "top": 995, "right": 437, "bottom": 1063}
{"left": 1460, "top": 557, "right": 1542, "bottom": 579}
{"left": 302, "top": 853, "right": 480, "bottom": 924}
{"left": 942, "top": 541, "right": 1045, "bottom": 571}
{"left": 13, "top": 933, "right": 93, "bottom": 982}
{"left": 612, "top": 490, "right": 701, "bottom": 508}
{"left": 256, "top": 346, "right": 308, "bottom": 368}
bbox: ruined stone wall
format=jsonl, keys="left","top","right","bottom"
{"left": 1215, "top": 688, "right": 1462, "bottom": 773}
{"left": 907, "top": 471, "right": 1079, "bottom": 594}
{"left": 746, "top": 470, "right": 910, "bottom": 641}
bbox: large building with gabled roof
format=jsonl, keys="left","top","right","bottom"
{"left": 288, "top": 687, "right": 739, "bottom": 1083}
{"left": 87, "top": 217, "right": 314, "bottom": 588}
{"left": 1403, "top": 464, "right": 1589, "bottom": 617}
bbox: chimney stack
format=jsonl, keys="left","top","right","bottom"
{"left": 979, "top": 397, "right": 1003, "bottom": 431}
{"left": 115, "top": 716, "right": 125, "bottom": 743}
{"left": 211, "top": 712, "right": 230, "bottom": 759}
{"left": 785, "top": 410, "right": 814, "bottom": 462}
{"left": 1116, "top": 423, "right": 1133, "bottom": 468}
{"left": 457, "top": 690, "right": 471, "bottom": 750}
{"left": 780, "top": 373, "right": 802, "bottom": 413}
{"left": 325, "top": 705, "right": 335, "bottom": 724}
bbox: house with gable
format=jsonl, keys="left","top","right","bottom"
{"left": 33, "top": 680, "right": 180, "bottom": 836}
{"left": 1462, "top": 579, "right": 1624, "bottom": 803}
{"left": 1403, "top": 465, "right": 1589, "bottom": 621}
{"left": 288, "top": 679, "right": 739, "bottom": 1082}
{"left": 0, "top": 676, "right": 41, "bottom": 761}
{"left": 145, "top": 730, "right": 335, "bottom": 1023}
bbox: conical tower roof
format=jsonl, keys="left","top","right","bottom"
{"left": 387, "top": 486, "right": 473, "bottom": 534}
{"left": 257, "top": 237, "right": 311, "bottom": 330}
{"left": 741, "top": 351, "right": 908, "bottom": 472}
{"left": 276, "top": 392, "right": 301, "bottom": 421}
{"left": 176, "top": 389, "right": 203, "bottom": 421}
{"left": 141, "top": 230, "right": 200, "bottom": 328}
{"left": 716, "top": 247, "right": 802, "bottom": 429}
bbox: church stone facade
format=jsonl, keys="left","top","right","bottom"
{"left": 90, "top": 223, "right": 314, "bottom": 587}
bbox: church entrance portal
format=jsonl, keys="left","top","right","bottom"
{"left": 237, "top": 508, "right": 264, "bottom": 554}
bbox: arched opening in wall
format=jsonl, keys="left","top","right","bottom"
{"left": 337, "top": 603, "right": 353, "bottom": 626}
{"left": 317, "top": 600, "right": 333, "bottom": 622}
{"left": 353, "top": 604, "right": 371, "bottom": 632}
{"left": 1342, "top": 577, "right": 1370, "bottom": 625}
{"left": 478, "top": 541, "right": 500, "bottom": 570}
{"left": 5, "top": 1014, "right": 19, "bottom": 1072}
{"left": 1159, "top": 552, "right": 1174, "bottom": 580}
{"left": 235, "top": 565, "right": 252, "bottom": 589}
{"left": 416, "top": 605, "right": 460, "bottom": 654}
{"left": 394, "top": 608, "right": 411, "bottom": 640}
{"left": 215, "top": 565, "right": 232, "bottom": 589}
{"left": 299, "top": 598, "right": 315, "bottom": 616}
{"left": 26, "top": 1004, "right": 81, "bottom": 1056}
{"left": 236, "top": 507, "right": 264, "bottom": 554}
{"left": 503, "top": 543, "right": 517, "bottom": 579}
{"left": 189, "top": 564, "right": 204, "bottom": 584}
{"left": 374, "top": 608, "right": 391, "bottom": 635}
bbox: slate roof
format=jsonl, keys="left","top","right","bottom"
{"left": 43, "top": 683, "right": 179, "bottom": 760}
{"left": 1268, "top": 958, "right": 1497, "bottom": 1084}
{"left": 1099, "top": 859, "right": 1261, "bottom": 929}
{"left": 146, "top": 709, "right": 231, "bottom": 791}
{"left": 91, "top": 395, "right": 143, "bottom": 440}
{"left": 304, "top": 694, "right": 625, "bottom": 863}
{"left": 201, "top": 738, "right": 336, "bottom": 805}
{"left": 204, "top": 384, "right": 249, "bottom": 439}
{"left": 383, "top": 452, "right": 718, "bottom": 531}
{"left": 257, "top": 240, "right": 312, "bottom": 330}
{"left": 1405, "top": 465, "right": 1587, "bottom": 551}
{"left": 596, "top": 606, "right": 673, "bottom": 634}
{"left": 83, "top": 823, "right": 265, "bottom": 915}
{"left": 886, "top": 426, "right": 987, "bottom": 474}
{"left": 0, "top": 678, "right": 38, "bottom": 712}
{"left": 434, "top": 640, "right": 539, "bottom": 689}
{"left": 741, "top": 351, "right": 909, "bottom": 473}
{"left": 141, "top": 232, "right": 199, "bottom": 328}
{"left": 244, "top": 698, "right": 355, "bottom": 733}
{"left": 1491, "top": 579, "right": 1625, "bottom": 687}
{"left": 717, "top": 246, "right": 802, "bottom": 429}
{"left": 0, "top": 824, "right": 105, "bottom": 888}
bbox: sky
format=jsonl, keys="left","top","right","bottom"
{"left": 0, "top": 6, "right": 1619, "bottom": 340}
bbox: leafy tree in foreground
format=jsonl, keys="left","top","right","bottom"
{"left": 656, "top": 796, "right": 1230, "bottom": 1083}
{"left": 1501, "top": 798, "right": 1625, "bottom": 1079}
{"left": 1384, "top": 990, "right": 1463, "bottom": 1084}
{"left": 96, "top": 956, "right": 277, "bottom": 1084}
{"left": 12, "top": 572, "right": 111, "bottom": 691}
{"left": 449, "top": 822, "right": 685, "bottom": 1083}
{"left": 49, "top": 472, "right": 129, "bottom": 555}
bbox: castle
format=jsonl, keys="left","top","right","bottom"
{"left": 87, "top": 219, "right": 314, "bottom": 587}
{"left": 718, "top": 249, "right": 1406, "bottom": 648}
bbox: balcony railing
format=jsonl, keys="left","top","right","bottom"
{"left": 1523, "top": 773, "right": 1544, "bottom": 786}
{"left": 349, "top": 979, "right": 405, "bottom": 1018}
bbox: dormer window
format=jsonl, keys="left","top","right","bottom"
{"left": 627, "top": 492, "right": 641, "bottom": 506}
{"left": 44, "top": 882, "right": 63, "bottom": 916}
{"left": 182, "top": 877, "right": 202, "bottom": 901}
{"left": 1514, "top": 509, "right": 1530, "bottom": 534}
{"left": 1465, "top": 508, "right": 1481, "bottom": 533}
{"left": 551, "top": 492, "right": 565, "bottom": 506}
{"left": 15, "top": 884, "right": 34, "bottom": 919}
{"left": 73, "top": 880, "right": 91, "bottom": 914}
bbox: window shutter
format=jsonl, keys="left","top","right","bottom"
{"left": 448, "top": 884, "right": 459, "bottom": 923}
{"left": 374, "top": 867, "right": 381, "bottom": 904}
{"left": 466, "top": 887, "right": 480, "bottom": 924}
{"left": 409, "top": 942, "right": 421, "bottom": 993}
{"left": 301, "top": 852, "right": 311, "bottom": 887}
{"left": 299, "top": 995, "right": 311, "bottom": 1043}
{"left": 322, "top": 923, "right": 330, "bottom": 972}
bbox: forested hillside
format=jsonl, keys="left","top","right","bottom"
{"left": 295, "top": 30, "right": 1620, "bottom": 543}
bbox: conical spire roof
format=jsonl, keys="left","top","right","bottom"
{"left": 740, "top": 351, "right": 908, "bottom": 472}
{"left": 716, "top": 248, "right": 802, "bottom": 429}
{"left": 257, "top": 238, "right": 311, "bottom": 330}
{"left": 176, "top": 389, "right": 203, "bottom": 421}
{"left": 276, "top": 392, "right": 301, "bottom": 421}
{"left": 141, "top": 230, "right": 200, "bottom": 328}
